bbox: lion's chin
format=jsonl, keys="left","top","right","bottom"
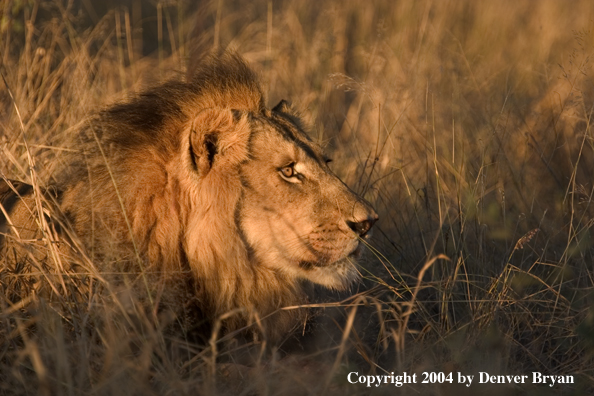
{"left": 300, "top": 257, "right": 359, "bottom": 290}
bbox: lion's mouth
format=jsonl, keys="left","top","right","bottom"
{"left": 298, "top": 260, "right": 317, "bottom": 270}
{"left": 298, "top": 241, "right": 362, "bottom": 270}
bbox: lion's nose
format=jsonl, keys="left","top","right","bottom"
{"left": 347, "top": 213, "right": 378, "bottom": 237}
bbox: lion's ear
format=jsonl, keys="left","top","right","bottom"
{"left": 272, "top": 99, "right": 293, "bottom": 114}
{"left": 190, "top": 108, "right": 250, "bottom": 177}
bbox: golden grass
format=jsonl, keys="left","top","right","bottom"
{"left": 2, "top": 0, "right": 594, "bottom": 394}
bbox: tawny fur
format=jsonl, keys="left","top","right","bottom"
{"left": 1, "top": 53, "right": 377, "bottom": 341}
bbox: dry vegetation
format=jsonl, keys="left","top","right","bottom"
{"left": 2, "top": 0, "right": 594, "bottom": 395}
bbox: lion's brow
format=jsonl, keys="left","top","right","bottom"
{"left": 267, "top": 116, "right": 324, "bottom": 163}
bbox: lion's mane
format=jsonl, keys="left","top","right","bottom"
{"left": 58, "top": 53, "right": 305, "bottom": 338}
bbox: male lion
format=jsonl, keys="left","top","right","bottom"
{"left": 0, "top": 53, "right": 377, "bottom": 340}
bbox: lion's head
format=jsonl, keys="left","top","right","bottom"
{"left": 50, "top": 53, "right": 378, "bottom": 338}
{"left": 182, "top": 99, "right": 377, "bottom": 287}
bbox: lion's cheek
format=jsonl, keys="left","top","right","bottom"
{"left": 241, "top": 201, "right": 294, "bottom": 235}
{"left": 243, "top": 218, "right": 315, "bottom": 260}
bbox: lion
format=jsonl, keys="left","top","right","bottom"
{"left": 0, "top": 52, "right": 377, "bottom": 340}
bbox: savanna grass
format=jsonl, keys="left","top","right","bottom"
{"left": 2, "top": 1, "right": 594, "bottom": 394}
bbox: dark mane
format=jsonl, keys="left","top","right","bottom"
{"left": 59, "top": 52, "right": 264, "bottom": 187}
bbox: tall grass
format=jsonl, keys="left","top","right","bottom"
{"left": 2, "top": 0, "right": 594, "bottom": 394}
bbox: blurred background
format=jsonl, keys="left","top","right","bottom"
{"left": 2, "top": 1, "right": 594, "bottom": 394}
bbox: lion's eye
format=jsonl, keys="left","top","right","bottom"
{"left": 280, "top": 165, "right": 296, "bottom": 178}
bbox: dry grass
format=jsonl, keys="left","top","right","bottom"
{"left": 2, "top": 0, "right": 594, "bottom": 394}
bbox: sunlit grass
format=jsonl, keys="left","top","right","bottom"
{"left": 2, "top": 1, "right": 594, "bottom": 394}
